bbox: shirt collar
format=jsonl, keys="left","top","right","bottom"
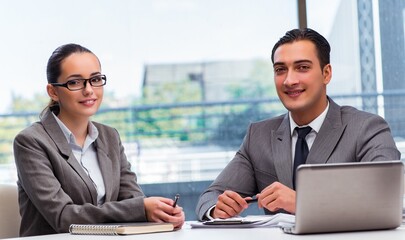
{"left": 52, "top": 112, "right": 98, "bottom": 146}
{"left": 289, "top": 100, "right": 330, "bottom": 136}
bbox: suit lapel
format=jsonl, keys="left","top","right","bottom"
{"left": 272, "top": 99, "right": 346, "bottom": 188}
{"left": 41, "top": 110, "right": 72, "bottom": 158}
{"left": 307, "top": 99, "right": 346, "bottom": 164}
{"left": 273, "top": 114, "right": 294, "bottom": 189}
{"left": 40, "top": 110, "right": 98, "bottom": 204}
{"left": 94, "top": 136, "right": 113, "bottom": 202}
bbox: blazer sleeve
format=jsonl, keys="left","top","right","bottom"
{"left": 14, "top": 126, "right": 147, "bottom": 234}
{"left": 353, "top": 113, "right": 400, "bottom": 161}
{"left": 195, "top": 124, "right": 259, "bottom": 220}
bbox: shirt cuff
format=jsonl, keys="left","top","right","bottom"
{"left": 204, "top": 205, "right": 216, "bottom": 220}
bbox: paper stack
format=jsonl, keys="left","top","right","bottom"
{"left": 190, "top": 213, "right": 295, "bottom": 229}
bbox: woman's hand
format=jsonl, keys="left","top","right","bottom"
{"left": 144, "top": 197, "right": 185, "bottom": 229}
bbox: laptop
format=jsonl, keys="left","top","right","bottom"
{"left": 281, "top": 160, "right": 404, "bottom": 234}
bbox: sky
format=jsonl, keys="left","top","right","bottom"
{"left": 0, "top": 0, "right": 339, "bottom": 114}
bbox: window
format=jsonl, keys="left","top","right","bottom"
{"left": 1, "top": 0, "right": 298, "bottom": 219}
{"left": 2, "top": 0, "right": 403, "bottom": 220}
{"left": 307, "top": 0, "right": 405, "bottom": 148}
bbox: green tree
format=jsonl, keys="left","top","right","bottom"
{"left": 213, "top": 60, "right": 279, "bottom": 146}
{"left": 10, "top": 92, "right": 48, "bottom": 113}
{"left": 227, "top": 59, "right": 276, "bottom": 99}
{"left": 134, "top": 80, "right": 203, "bottom": 144}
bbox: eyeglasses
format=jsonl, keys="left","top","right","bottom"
{"left": 51, "top": 75, "right": 107, "bottom": 91}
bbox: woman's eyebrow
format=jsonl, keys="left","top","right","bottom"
{"left": 66, "top": 72, "right": 101, "bottom": 79}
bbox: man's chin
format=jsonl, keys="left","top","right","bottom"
{"left": 281, "top": 100, "right": 306, "bottom": 113}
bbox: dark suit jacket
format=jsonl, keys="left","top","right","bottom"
{"left": 195, "top": 98, "right": 401, "bottom": 220}
{"left": 14, "top": 109, "right": 147, "bottom": 236}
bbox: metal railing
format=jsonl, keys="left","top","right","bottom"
{"left": 1, "top": 91, "right": 405, "bottom": 184}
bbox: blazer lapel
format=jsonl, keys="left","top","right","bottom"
{"left": 307, "top": 99, "right": 346, "bottom": 164}
{"left": 41, "top": 110, "right": 72, "bottom": 159}
{"left": 40, "top": 110, "right": 99, "bottom": 204}
{"left": 94, "top": 136, "right": 114, "bottom": 202}
{"left": 272, "top": 114, "right": 294, "bottom": 189}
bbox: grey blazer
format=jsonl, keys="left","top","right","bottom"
{"left": 14, "top": 109, "right": 146, "bottom": 236}
{"left": 195, "top": 98, "right": 401, "bottom": 220}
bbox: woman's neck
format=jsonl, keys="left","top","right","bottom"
{"left": 57, "top": 113, "right": 89, "bottom": 147}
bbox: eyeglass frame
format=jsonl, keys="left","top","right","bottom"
{"left": 50, "top": 74, "right": 107, "bottom": 91}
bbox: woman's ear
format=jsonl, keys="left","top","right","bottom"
{"left": 46, "top": 84, "right": 59, "bottom": 102}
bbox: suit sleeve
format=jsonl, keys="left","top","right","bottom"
{"left": 195, "top": 123, "right": 259, "bottom": 220}
{"left": 354, "top": 114, "right": 400, "bottom": 161}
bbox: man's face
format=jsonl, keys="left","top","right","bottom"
{"left": 273, "top": 40, "right": 331, "bottom": 125}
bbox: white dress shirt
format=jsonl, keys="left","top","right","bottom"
{"left": 206, "top": 101, "right": 330, "bottom": 219}
{"left": 289, "top": 101, "right": 329, "bottom": 167}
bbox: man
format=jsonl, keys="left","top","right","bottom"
{"left": 195, "top": 28, "right": 400, "bottom": 220}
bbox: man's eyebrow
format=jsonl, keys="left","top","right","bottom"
{"left": 294, "top": 59, "right": 312, "bottom": 64}
{"left": 273, "top": 59, "right": 313, "bottom": 67}
{"left": 273, "top": 62, "right": 285, "bottom": 67}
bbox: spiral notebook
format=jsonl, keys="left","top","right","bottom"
{"left": 69, "top": 222, "right": 174, "bottom": 235}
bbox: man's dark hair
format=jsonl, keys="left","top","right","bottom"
{"left": 271, "top": 28, "right": 331, "bottom": 69}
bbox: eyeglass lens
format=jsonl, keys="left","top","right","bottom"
{"left": 67, "top": 75, "right": 106, "bottom": 90}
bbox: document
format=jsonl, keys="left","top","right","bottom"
{"left": 69, "top": 222, "right": 174, "bottom": 235}
{"left": 190, "top": 213, "right": 295, "bottom": 228}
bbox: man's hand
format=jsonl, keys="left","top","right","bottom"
{"left": 257, "top": 182, "right": 296, "bottom": 213}
{"left": 212, "top": 190, "right": 250, "bottom": 219}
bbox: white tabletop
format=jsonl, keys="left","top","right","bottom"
{"left": 6, "top": 223, "right": 405, "bottom": 240}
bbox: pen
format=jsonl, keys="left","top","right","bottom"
{"left": 246, "top": 196, "right": 258, "bottom": 203}
{"left": 172, "top": 194, "right": 180, "bottom": 208}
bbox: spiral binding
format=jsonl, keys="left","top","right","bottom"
{"left": 69, "top": 224, "right": 121, "bottom": 235}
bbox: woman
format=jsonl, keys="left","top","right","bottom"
{"left": 13, "top": 43, "right": 184, "bottom": 236}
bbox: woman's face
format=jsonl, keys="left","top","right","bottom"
{"left": 48, "top": 52, "right": 103, "bottom": 122}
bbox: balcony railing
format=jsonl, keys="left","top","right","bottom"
{"left": 1, "top": 91, "right": 405, "bottom": 184}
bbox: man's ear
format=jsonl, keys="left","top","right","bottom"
{"left": 46, "top": 84, "right": 59, "bottom": 102}
{"left": 322, "top": 64, "right": 332, "bottom": 85}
